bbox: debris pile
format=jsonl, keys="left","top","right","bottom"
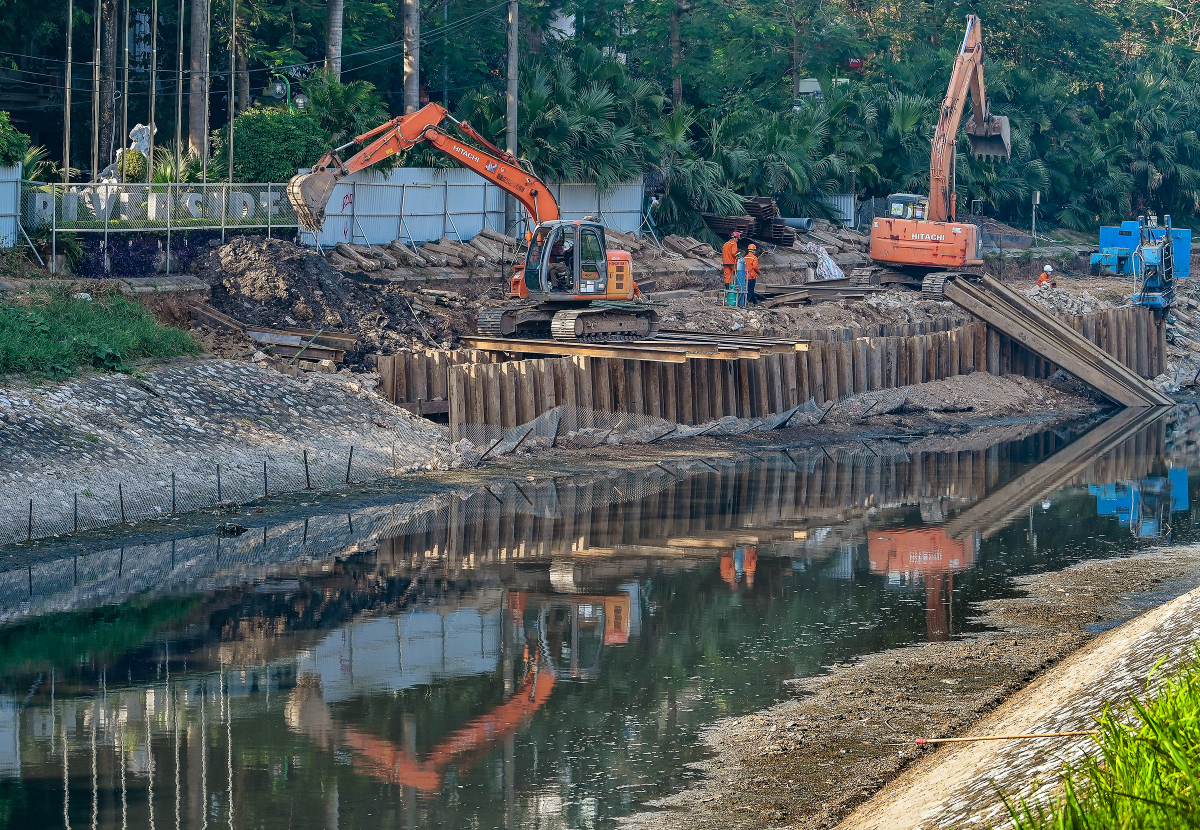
{"left": 1023, "top": 283, "right": 1103, "bottom": 316}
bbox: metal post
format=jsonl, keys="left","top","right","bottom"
{"left": 119, "top": 484, "right": 126, "bottom": 523}
{"left": 262, "top": 459, "right": 268, "bottom": 496}
{"left": 504, "top": 0, "right": 518, "bottom": 235}
{"left": 74, "top": 492, "right": 79, "bottom": 533}
{"left": 148, "top": 0, "right": 158, "bottom": 180}
{"left": 27, "top": 499, "right": 32, "bottom": 542}
{"left": 91, "top": 0, "right": 100, "bottom": 181}
{"left": 165, "top": 181, "right": 171, "bottom": 274}
{"left": 171, "top": 471, "right": 176, "bottom": 513}
{"left": 220, "top": 183, "right": 225, "bottom": 241}
{"left": 266, "top": 182, "right": 272, "bottom": 238}
{"left": 201, "top": 0, "right": 210, "bottom": 183}
{"left": 174, "top": 0, "right": 183, "bottom": 179}
{"left": 216, "top": 463, "right": 221, "bottom": 502}
{"left": 443, "top": 179, "right": 449, "bottom": 240}
{"left": 345, "top": 446, "right": 353, "bottom": 483}
{"left": 227, "top": 0, "right": 236, "bottom": 185}
{"left": 304, "top": 450, "right": 312, "bottom": 489}
{"left": 51, "top": 183, "right": 57, "bottom": 274}
{"left": 351, "top": 180, "right": 358, "bottom": 242}
{"left": 64, "top": 0, "right": 74, "bottom": 185}
{"left": 120, "top": 0, "right": 130, "bottom": 182}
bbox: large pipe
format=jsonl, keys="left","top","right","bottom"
{"left": 782, "top": 217, "right": 814, "bottom": 232}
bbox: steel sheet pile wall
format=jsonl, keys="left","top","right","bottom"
{"left": 440, "top": 305, "right": 1165, "bottom": 435}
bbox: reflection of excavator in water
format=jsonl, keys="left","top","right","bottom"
{"left": 286, "top": 103, "right": 660, "bottom": 341}
{"left": 285, "top": 589, "right": 631, "bottom": 792}
{"left": 868, "top": 527, "right": 976, "bottom": 641}
{"left": 868, "top": 15, "right": 1011, "bottom": 274}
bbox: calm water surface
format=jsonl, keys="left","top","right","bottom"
{"left": 0, "top": 410, "right": 1196, "bottom": 829}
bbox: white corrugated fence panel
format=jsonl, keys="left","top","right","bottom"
{"left": 0, "top": 165, "right": 20, "bottom": 247}
{"left": 307, "top": 168, "right": 643, "bottom": 247}
{"left": 818, "top": 193, "right": 856, "bottom": 226}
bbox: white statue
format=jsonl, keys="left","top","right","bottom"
{"left": 97, "top": 123, "right": 157, "bottom": 182}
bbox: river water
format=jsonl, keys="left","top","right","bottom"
{"left": 0, "top": 409, "right": 1195, "bottom": 830}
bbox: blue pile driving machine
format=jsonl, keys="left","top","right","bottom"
{"left": 1090, "top": 215, "right": 1191, "bottom": 313}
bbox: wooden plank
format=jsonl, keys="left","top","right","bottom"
{"left": 626, "top": 360, "right": 645, "bottom": 415}
{"left": 678, "top": 360, "right": 696, "bottom": 424}
{"left": 852, "top": 339, "right": 868, "bottom": 394}
{"left": 663, "top": 361, "right": 679, "bottom": 422}
{"left": 692, "top": 359, "right": 709, "bottom": 423}
{"left": 449, "top": 365, "right": 468, "bottom": 439}
{"left": 796, "top": 350, "right": 811, "bottom": 404}
{"left": 611, "top": 358, "right": 629, "bottom": 413}
{"left": 807, "top": 345, "right": 825, "bottom": 404}
{"left": 949, "top": 329, "right": 961, "bottom": 377}
{"left": 869, "top": 338, "right": 883, "bottom": 390}
{"left": 468, "top": 364, "right": 486, "bottom": 425}
{"left": 485, "top": 361, "right": 502, "bottom": 427}
{"left": 734, "top": 358, "right": 751, "bottom": 415}
{"left": 823, "top": 342, "right": 841, "bottom": 401}
{"left": 592, "top": 357, "right": 613, "bottom": 412}
{"left": 517, "top": 361, "right": 538, "bottom": 423}
{"left": 1136, "top": 307, "right": 1150, "bottom": 378}
{"left": 768, "top": 353, "right": 785, "bottom": 413}
{"left": 412, "top": 351, "right": 429, "bottom": 404}
{"left": 644, "top": 359, "right": 663, "bottom": 419}
{"left": 986, "top": 327, "right": 1000, "bottom": 375}
{"left": 574, "top": 356, "right": 594, "bottom": 415}
{"left": 500, "top": 362, "right": 519, "bottom": 428}
{"left": 783, "top": 350, "right": 799, "bottom": 407}
{"left": 560, "top": 357, "right": 579, "bottom": 430}
{"left": 377, "top": 354, "right": 397, "bottom": 404}
{"left": 539, "top": 358, "right": 557, "bottom": 414}
{"left": 461, "top": 337, "right": 691, "bottom": 362}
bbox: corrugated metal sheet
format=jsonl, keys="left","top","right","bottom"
{"left": 818, "top": 193, "right": 856, "bottom": 226}
{"left": 312, "top": 167, "right": 643, "bottom": 247}
{"left": 0, "top": 166, "right": 20, "bottom": 247}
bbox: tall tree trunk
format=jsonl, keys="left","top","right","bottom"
{"left": 236, "top": 42, "right": 249, "bottom": 113}
{"left": 100, "top": 0, "right": 118, "bottom": 164}
{"left": 326, "top": 0, "right": 344, "bottom": 78}
{"left": 793, "top": 29, "right": 802, "bottom": 98}
{"left": 403, "top": 0, "right": 420, "bottom": 113}
{"left": 188, "top": 0, "right": 209, "bottom": 156}
{"left": 669, "top": 6, "right": 682, "bottom": 106}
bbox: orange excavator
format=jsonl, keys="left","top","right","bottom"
{"left": 868, "top": 15, "right": 1011, "bottom": 274}
{"left": 287, "top": 103, "right": 660, "bottom": 341}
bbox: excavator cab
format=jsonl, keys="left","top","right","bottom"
{"left": 522, "top": 221, "right": 610, "bottom": 297}
{"left": 887, "top": 194, "right": 930, "bottom": 221}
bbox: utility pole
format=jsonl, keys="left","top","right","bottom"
{"left": 504, "top": 0, "right": 517, "bottom": 235}
{"left": 91, "top": 0, "right": 100, "bottom": 180}
{"left": 147, "top": 0, "right": 157, "bottom": 180}
{"left": 64, "top": 0, "right": 73, "bottom": 183}
{"left": 120, "top": 0, "right": 129, "bottom": 181}
{"left": 403, "top": 0, "right": 420, "bottom": 113}
{"left": 227, "top": 0, "right": 235, "bottom": 183}
{"left": 175, "top": 0, "right": 183, "bottom": 178}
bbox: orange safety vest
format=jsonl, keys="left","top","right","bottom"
{"left": 722, "top": 238, "right": 739, "bottom": 265}
{"left": 745, "top": 253, "right": 760, "bottom": 280}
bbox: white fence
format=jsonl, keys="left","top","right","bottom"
{"left": 818, "top": 193, "right": 856, "bottom": 226}
{"left": 0, "top": 165, "right": 18, "bottom": 247}
{"left": 309, "top": 167, "right": 645, "bottom": 247}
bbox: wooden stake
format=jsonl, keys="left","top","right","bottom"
{"left": 916, "top": 730, "right": 1097, "bottom": 745}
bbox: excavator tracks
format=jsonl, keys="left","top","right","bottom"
{"left": 550, "top": 306, "right": 661, "bottom": 342}
{"left": 475, "top": 308, "right": 508, "bottom": 338}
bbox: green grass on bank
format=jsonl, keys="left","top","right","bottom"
{"left": 0, "top": 285, "right": 199, "bottom": 379}
{"left": 1008, "top": 651, "right": 1200, "bottom": 829}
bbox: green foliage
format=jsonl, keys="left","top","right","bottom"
{"left": 0, "top": 286, "right": 200, "bottom": 379}
{"left": 300, "top": 70, "right": 389, "bottom": 147}
{"left": 118, "top": 149, "right": 149, "bottom": 181}
{"left": 1008, "top": 650, "right": 1200, "bottom": 829}
{"left": 209, "top": 108, "right": 331, "bottom": 183}
{"left": 0, "top": 111, "right": 29, "bottom": 168}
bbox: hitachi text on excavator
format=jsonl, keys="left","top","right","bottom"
{"left": 287, "top": 103, "right": 660, "bottom": 342}
{"left": 868, "top": 15, "right": 1011, "bottom": 274}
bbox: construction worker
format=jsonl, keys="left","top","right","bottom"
{"left": 745, "top": 243, "right": 761, "bottom": 305}
{"left": 1038, "top": 264, "right": 1055, "bottom": 287}
{"left": 722, "top": 232, "right": 741, "bottom": 285}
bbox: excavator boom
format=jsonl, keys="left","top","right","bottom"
{"left": 287, "top": 103, "right": 559, "bottom": 233}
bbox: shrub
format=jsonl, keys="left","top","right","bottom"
{"left": 0, "top": 111, "right": 30, "bottom": 168}
{"left": 209, "top": 108, "right": 331, "bottom": 183}
{"left": 0, "top": 286, "right": 200, "bottom": 379}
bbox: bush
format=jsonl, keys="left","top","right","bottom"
{"left": 210, "top": 108, "right": 331, "bottom": 182}
{"left": 118, "top": 149, "right": 148, "bottom": 181}
{"left": 0, "top": 110, "right": 30, "bottom": 168}
{"left": 0, "top": 286, "right": 200, "bottom": 379}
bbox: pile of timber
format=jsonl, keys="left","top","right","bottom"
{"left": 662, "top": 235, "right": 718, "bottom": 260}
{"left": 189, "top": 303, "right": 354, "bottom": 373}
{"left": 326, "top": 229, "right": 523, "bottom": 272}
{"left": 743, "top": 197, "right": 796, "bottom": 246}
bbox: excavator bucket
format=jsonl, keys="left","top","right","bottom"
{"left": 287, "top": 171, "right": 340, "bottom": 234}
{"left": 966, "top": 114, "right": 1011, "bottom": 160}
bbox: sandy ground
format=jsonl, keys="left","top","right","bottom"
{"left": 620, "top": 548, "right": 1200, "bottom": 830}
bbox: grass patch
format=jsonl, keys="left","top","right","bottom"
{"left": 1008, "top": 651, "right": 1200, "bottom": 828}
{"left": 0, "top": 285, "right": 200, "bottom": 379}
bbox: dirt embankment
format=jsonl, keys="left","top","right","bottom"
{"left": 621, "top": 548, "right": 1200, "bottom": 830}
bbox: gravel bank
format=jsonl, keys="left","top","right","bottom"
{"left": 620, "top": 547, "right": 1200, "bottom": 830}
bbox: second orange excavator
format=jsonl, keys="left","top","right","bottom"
{"left": 868, "top": 15, "right": 1011, "bottom": 273}
{"left": 287, "top": 103, "right": 660, "bottom": 341}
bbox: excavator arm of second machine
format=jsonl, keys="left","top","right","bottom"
{"left": 287, "top": 102, "right": 559, "bottom": 233}
{"left": 927, "top": 15, "right": 1012, "bottom": 222}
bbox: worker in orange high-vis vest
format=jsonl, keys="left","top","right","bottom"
{"left": 745, "top": 243, "right": 760, "bottom": 304}
{"left": 722, "top": 231, "right": 741, "bottom": 285}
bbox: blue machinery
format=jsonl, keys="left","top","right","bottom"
{"left": 1089, "top": 467, "right": 1190, "bottom": 540}
{"left": 1090, "top": 216, "right": 1191, "bottom": 312}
